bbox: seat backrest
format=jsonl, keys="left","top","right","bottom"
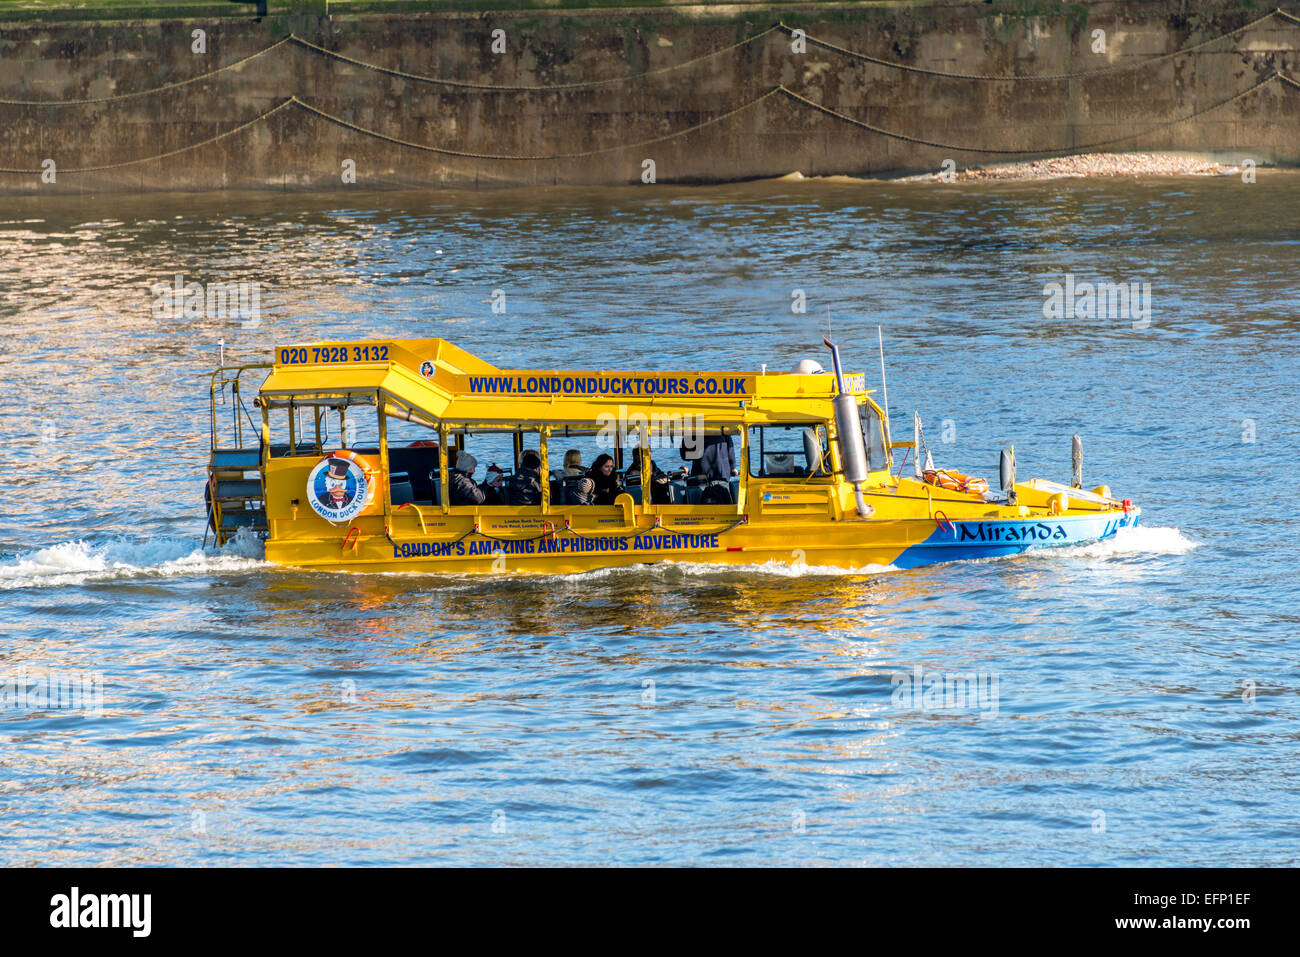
{"left": 556, "top": 475, "right": 586, "bottom": 505}
{"left": 390, "top": 473, "right": 415, "bottom": 506}
{"left": 388, "top": 446, "right": 441, "bottom": 503}
{"left": 504, "top": 471, "right": 542, "bottom": 506}
{"left": 700, "top": 482, "right": 733, "bottom": 506}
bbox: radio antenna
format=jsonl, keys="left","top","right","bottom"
{"left": 877, "top": 325, "right": 890, "bottom": 437}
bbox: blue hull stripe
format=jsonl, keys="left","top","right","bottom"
{"left": 891, "top": 510, "right": 1141, "bottom": 570}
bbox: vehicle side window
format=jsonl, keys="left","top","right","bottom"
{"left": 747, "top": 425, "right": 829, "bottom": 478}
{"left": 859, "top": 404, "right": 890, "bottom": 472}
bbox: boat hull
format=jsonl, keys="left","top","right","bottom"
{"left": 890, "top": 508, "right": 1140, "bottom": 569}
{"left": 263, "top": 507, "right": 1140, "bottom": 575}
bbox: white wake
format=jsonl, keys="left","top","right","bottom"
{"left": 1049, "top": 524, "right": 1198, "bottom": 559}
{"left": 0, "top": 529, "right": 267, "bottom": 590}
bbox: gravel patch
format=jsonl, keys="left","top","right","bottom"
{"left": 895, "top": 152, "right": 1247, "bottom": 182}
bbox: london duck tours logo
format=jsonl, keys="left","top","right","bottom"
{"left": 307, "top": 452, "right": 374, "bottom": 523}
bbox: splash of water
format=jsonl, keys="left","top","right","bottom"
{"left": 0, "top": 528, "right": 266, "bottom": 590}
{"left": 1050, "top": 524, "right": 1197, "bottom": 559}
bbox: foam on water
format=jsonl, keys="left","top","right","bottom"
{"left": 0, "top": 528, "right": 267, "bottom": 589}
{"left": 511, "top": 526, "right": 1193, "bottom": 580}
{"left": 0, "top": 525, "right": 1191, "bottom": 590}
{"left": 555, "top": 557, "right": 900, "bottom": 581}
{"left": 1051, "top": 524, "right": 1198, "bottom": 559}
{"left": 368, "top": 556, "right": 900, "bottom": 585}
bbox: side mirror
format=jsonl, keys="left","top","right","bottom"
{"left": 802, "top": 428, "right": 825, "bottom": 475}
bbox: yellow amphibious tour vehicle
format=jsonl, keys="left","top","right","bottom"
{"left": 205, "top": 337, "right": 1139, "bottom": 573}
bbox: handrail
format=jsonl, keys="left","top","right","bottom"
{"left": 208, "top": 362, "right": 273, "bottom": 450}
{"left": 395, "top": 502, "right": 428, "bottom": 535}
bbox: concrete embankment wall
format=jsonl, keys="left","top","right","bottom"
{"left": 1, "top": 1, "right": 1297, "bottom": 194}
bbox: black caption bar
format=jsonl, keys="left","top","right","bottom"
{"left": 0, "top": 867, "right": 1283, "bottom": 945}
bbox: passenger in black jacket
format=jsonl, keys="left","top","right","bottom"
{"left": 626, "top": 447, "right": 675, "bottom": 505}
{"left": 683, "top": 433, "right": 736, "bottom": 481}
{"left": 448, "top": 452, "right": 502, "bottom": 506}
{"left": 588, "top": 453, "right": 624, "bottom": 505}
{"left": 683, "top": 433, "right": 736, "bottom": 505}
{"left": 504, "top": 449, "right": 544, "bottom": 506}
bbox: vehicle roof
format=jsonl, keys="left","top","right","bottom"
{"left": 258, "top": 338, "right": 876, "bottom": 425}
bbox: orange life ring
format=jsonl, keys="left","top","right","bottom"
{"left": 924, "top": 468, "right": 959, "bottom": 491}
{"left": 326, "top": 448, "right": 375, "bottom": 480}
{"left": 923, "top": 469, "right": 989, "bottom": 496}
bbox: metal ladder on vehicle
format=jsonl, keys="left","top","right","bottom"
{"left": 207, "top": 448, "right": 267, "bottom": 546}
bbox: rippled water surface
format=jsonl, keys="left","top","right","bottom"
{"left": 1, "top": 175, "right": 1297, "bottom": 865}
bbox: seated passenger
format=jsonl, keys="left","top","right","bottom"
{"left": 570, "top": 476, "right": 596, "bottom": 506}
{"left": 683, "top": 432, "right": 737, "bottom": 479}
{"left": 683, "top": 433, "right": 736, "bottom": 504}
{"left": 626, "top": 448, "right": 674, "bottom": 505}
{"left": 448, "top": 452, "right": 502, "bottom": 506}
{"left": 504, "top": 449, "right": 544, "bottom": 506}
{"left": 561, "top": 449, "right": 585, "bottom": 477}
{"left": 588, "top": 453, "right": 624, "bottom": 506}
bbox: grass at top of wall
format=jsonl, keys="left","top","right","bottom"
{"left": 0, "top": 0, "right": 245, "bottom": 20}
{"left": 0, "top": 0, "right": 952, "bottom": 26}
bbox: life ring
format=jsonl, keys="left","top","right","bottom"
{"left": 326, "top": 449, "right": 375, "bottom": 477}
{"left": 923, "top": 468, "right": 989, "bottom": 496}
{"left": 308, "top": 449, "right": 378, "bottom": 523}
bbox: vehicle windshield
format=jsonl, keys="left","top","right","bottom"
{"left": 859, "top": 403, "right": 890, "bottom": 472}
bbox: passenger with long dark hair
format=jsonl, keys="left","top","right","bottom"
{"left": 588, "top": 453, "right": 623, "bottom": 505}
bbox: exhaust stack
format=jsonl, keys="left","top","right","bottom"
{"left": 823, "top": 336, "right": 874, "bottom": 518}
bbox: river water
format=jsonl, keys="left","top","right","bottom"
{"left": 1, "top": 174, "right": 1296, "bottom": 866}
